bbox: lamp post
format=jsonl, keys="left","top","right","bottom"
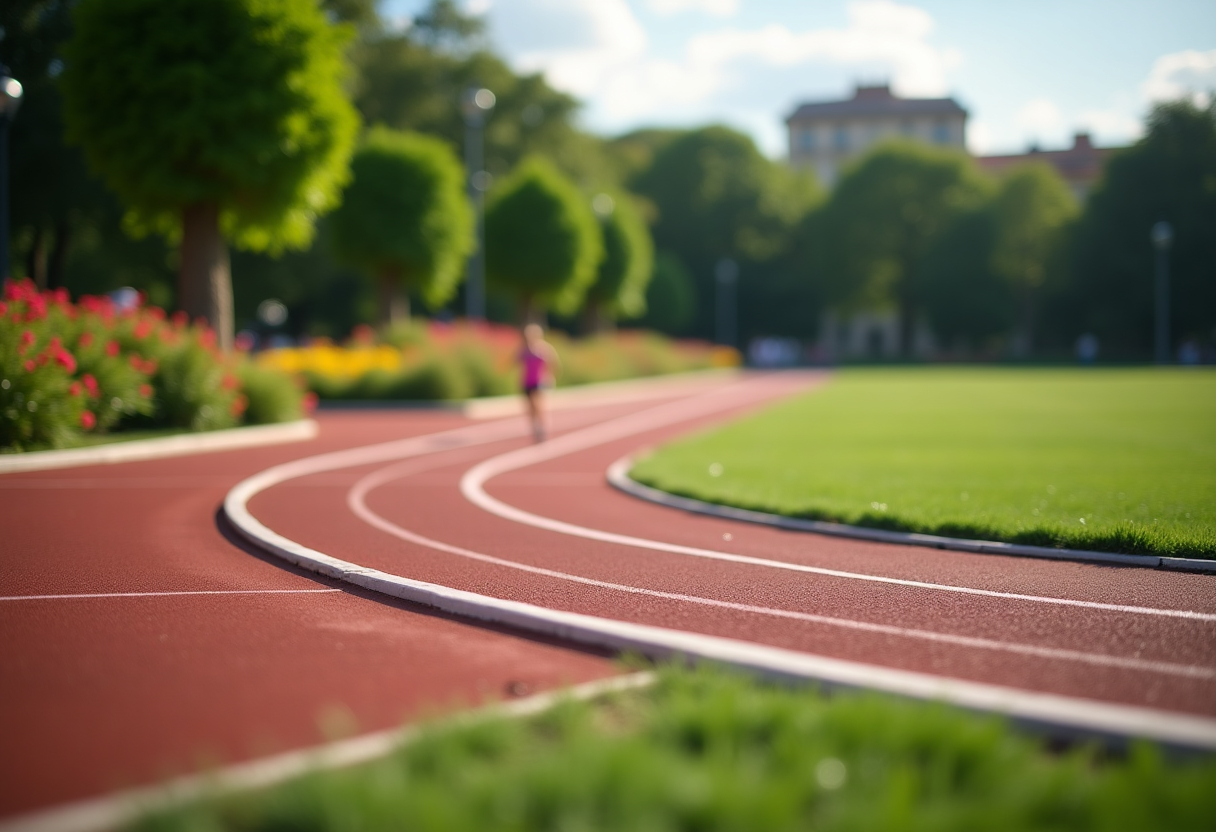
{"left": 462, "top": 86, "right": 495, "bottom": 321}
{"left": 1151, "top": 220, "right": 1173, "bottom": 364}
{"left": 0, "top": 67, "right": 23, "bottom": 281}
{"left": 715, "top": 257, "right": 738, "bottom": 348}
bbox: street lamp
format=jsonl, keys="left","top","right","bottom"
{"left": 715, "top": 258, "right": 738, "bottom": 348}
{"left": 0, "top": 67, "right": 23, "bottom": 282}
{"left": 1151, "top": 220, "right": 1173, "bottom": 364}
{"left": 462, "top": 86, "right": 495, "bottom": 321}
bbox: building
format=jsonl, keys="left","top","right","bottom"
{"left": 976, "top": 132, "right": 1115, "bottom": 201}
{"left": 786, "top": 83, "right": 968, "bottom": 186}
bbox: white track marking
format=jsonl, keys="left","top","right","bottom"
{"left": 221, "top": 377, "right": 1216, "bottom": 748}
{"left": 0, "top": 589, "right": 341, "bottom": 602}
{"left": 351, "top": 460, "right": 1215, "bottom": 681}
{"left": 458, "top": 405, "right": 1216, "bottom": 623}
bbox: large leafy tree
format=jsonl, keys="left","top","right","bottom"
{"left": 329, "top": 128, "right": 473, "bottom": 325}
{"left": 1068, "top": 101, "right": 1216, "bottom": 357}
{"left": 818, "top": 142, "right": 989, "bottom": 357}
{"left": 59, "top": 0, "right": 359, "bottom": 351}
{"left": 484, "top": 158, "right": 603, "bottom": 324}
{"left": 988, "top": 163, "right": 1077, "bottom": 356}
{"left": 632, "top": 126, "right": 818, "bottom": 340}
{"left": 584, "top": 192, "right": 654, "bottom": 330}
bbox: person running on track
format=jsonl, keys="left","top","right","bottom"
{"left": 520, "top": 323, "right": 559, "bottom": 442}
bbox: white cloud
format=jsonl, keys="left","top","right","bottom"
{"left": 1016, "top": 97, "right": 1064, "bottom": 136}
{"left": 966, "top": 120, "right": 996, "bottom": 155}
{"left": 647, "top": 0, "right": 739, "bottom": 17}
{"left": 489, "top": 0, "right": 963, "bottom": 139}
{"left": 1141, "top": 49, "right": 1216, "bottom": 107}
{"left": 1075, "top": 108, "right": 1143, "bottom": 142}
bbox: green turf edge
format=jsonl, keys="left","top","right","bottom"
{"left": 128, "top": 663, "right": 1216, "bottom": 832}
{"left": 627, "top": 468, "right": 1216, "bottom": 561}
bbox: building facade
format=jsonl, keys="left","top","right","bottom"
{"left": 976, "top": 132, "right": 1114, "bottom": 201}
{"left": 786, "top": 84, "right": 968, "bottom": 186}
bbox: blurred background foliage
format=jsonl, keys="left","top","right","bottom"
{"left": 4, "top": 0, "right": 1215, "bottom": 360}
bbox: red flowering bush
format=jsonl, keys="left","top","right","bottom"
{"left": 1, "top": 279, "right": 305, "bottom": 451}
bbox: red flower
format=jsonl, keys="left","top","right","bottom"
{"left": 171, "top": 310, "right": 188, "bottom": 329}
{"left": 139, "top": 384, "right": 153, "bottom": 398}
{"left": 69, "top": 382, "right": 82, "bottom": 397}
{"left": 221, "top": 374, "right": 239, "bottom": 390}
{"left": 52, "top": 287, "right": 70, "bottom": 306}
{"left": 18, "top": 330, "right": 35, "bottom": 354}
{"left": 0, "top": 301, "right": 7, "bottom": 316}
{"left": 303, "top": 391, "right": 318, "bottom": 414}
{"left": 230, "top": 394, "right": 248, "bottom": 417}
{"left": 82, "top": 374, "right": 99, "bottom": 397}
{"left": 26, "top": 295, "right": 47, "bottom": 320}
{"left": 80, "top": 410, "right": 96, "bottom": 430}
{"left": 106, "top": 340, "right": 120, "bottom": 357}
{"left": 78, "top": 332, "right": 94, "bottom": 348}
{"left": 134, "top": 320, "right": 152, "bottom": 339}
{"left": 147, "top": 305, "right": 165, "bottom": 321}
{"left": 24, "top": 359, "right": 35, "bottom": 373}
{"left": 199, "top": 329, "right": 216, "bottom": 349}
{"left": 54, "top": 350, "right": 77, "bottom": 374}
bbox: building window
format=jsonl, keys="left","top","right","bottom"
{"left": 933, "top": 121, "right": 952, "bottom": 143}
{"left": 799, "top": 128, "right": 816, "bottom": 152}
{"left": 834, "top": 126, "right": 850, "bottom": 151}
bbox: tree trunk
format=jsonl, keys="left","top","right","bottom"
{"left": 47, "top": 220, "right": 71, "bottom": 291}
{"left": 28, "top": 226, "right": 47, "bottom": 290}
{"left": 1012, "top": 284, "right": 1036, "bottom": 359}
{"left": 897, "top": 294, "right": 916, "bottom": 360}
{"left": 179, "top": 203, "right": 234, "bottom": 352}
{"left": 378, "top": 271, "right": 409, "bottom": 327}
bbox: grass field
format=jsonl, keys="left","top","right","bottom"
{"left": 630, "top": 368, "right": 1216, "bottom": 558}
{"left": 133, "top": 665, "right": 1216, "bottom": 832}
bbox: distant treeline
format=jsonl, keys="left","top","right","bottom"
{"left": 7, "top": 0, "right": 1215, "bottom": 360}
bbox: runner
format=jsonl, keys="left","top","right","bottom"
{"left": 520, "top": 323, "right": 559, "bottom": 442}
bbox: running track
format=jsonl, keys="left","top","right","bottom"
{"left": 3, "top": 372, "right": 1215, "bottom": 820}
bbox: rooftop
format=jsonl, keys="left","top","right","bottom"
{"left": 786, "top": 84, "right": 967, "bottom": 123}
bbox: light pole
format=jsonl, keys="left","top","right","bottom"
{"left": 462, "top": 86, "right": 495, "bottom": 321}
{"left": 1151, "top": 220, "right": 1173, "bottom": 364}
{"left": 715, "top": 258, "right": 738, "bottom": 348}
{"left": 0, "top": 66, "right": 23, "bottom": 281}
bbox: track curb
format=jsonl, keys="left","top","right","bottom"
{"left": 606, "top": 456, "right": 1216, "bottom": 575}
{"left": 0, "top": 673, "right": 655, "bottom": 832}
{"left": 0, "top": 419, "right": 318, "bottom": 474}
{"left": 220, "top": 409, "right": 1216, "bottom": 754}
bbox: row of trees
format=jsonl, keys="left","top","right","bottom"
{"left": 6, "top": 0, "right": 1215, "bottom": 359}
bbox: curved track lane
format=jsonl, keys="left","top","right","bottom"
{"left": 234, "top": 372, "right": 1216, "bottom": 746}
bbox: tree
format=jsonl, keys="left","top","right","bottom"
{"left": 818, "top": 142, "right": 989, "bottom": 357}
{"left": 988, "top": 164, "right": 1077, "bottom": 356}
{"left": 632, "top": 126, "right": 819, "bottom": 340}
{"left": 329, "top": 128, "right": 473, "bottom": 325}
{"left": 59, "top": 0, "right": 359, "bottom": 351}
{"left": 484, "top": 158, "right": 603, "bottom": 324}
{"left": 1068, "top": 101, "right": 1216, "bottom": 358}
{"left": 584, "top": 192, "right": 654, "bottom": 330}
{"left": 636, "top": 252, "right": 697, "bottom": 335}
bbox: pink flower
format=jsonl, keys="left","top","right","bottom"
{"left": 51, "top": 288, "right": 70, "bottom": 306}
{"left": 78, "top": 332, "right": 94, "bottom": 348}
{"left": 54, "top": 350, "right": 77, "bottom": 374}
{"left": 19, "top": 330, "right": 35, "bottom": 354}
{"left": 69, "top": 382, "right": 82, "bottom": 397}
{"left": 303, "top": 391, "right": 318, "bottom": 414}
{"left": 80, "top": 411, "right": 96, "bottom": 430}
{"left": 24, "top": 359, "right": 35, "bottom": 373}
{"left": 106, "top": 341, "right": 120, "bottom": 357}
{"left": 0, "top": 301, "right": 7, "bottom": 316}
{"left": 82, "top": 374, "right": 99, "bottom": 397}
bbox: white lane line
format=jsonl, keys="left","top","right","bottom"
{"left": 458, "top": 404, "right": 1216, "bottom": 623}
{"left": 222, "top": 385, "right": 1216, "bottom": 749}
{"left": 351, "top": 461, "right": 1215, "bottom": 681}
{"left": 0, "top": 589, "right": 341, "bottom": 602}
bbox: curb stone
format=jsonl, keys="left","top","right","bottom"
{"left": 0, "top": 419, "right": 318, "bottom": 474}
{"left": 606, "top": 456, "right": 1216, "bottom": 575}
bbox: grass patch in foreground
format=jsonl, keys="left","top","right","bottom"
{"left": 132, "top": 665, "right": 1215, "bottom": 832}
{"left": 630, "top": 368, "right": 1216, "bottom": 558}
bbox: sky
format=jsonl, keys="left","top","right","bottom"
{"left": 382, "top": 0, "right": 1216, "bottom": 158}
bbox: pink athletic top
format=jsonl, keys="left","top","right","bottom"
{"left": 521, "top": 346, "right": 547, "bottom": 389}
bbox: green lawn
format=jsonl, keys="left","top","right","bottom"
{"left": 133, "top": 665, "right": 1215, "bottom": 832}
{"left": 630, "top": 368, "right": 1216, "bottom": 558}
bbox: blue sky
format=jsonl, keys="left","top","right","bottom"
{"left": 382, "top": 0, "right": 1216, "bottom": 157}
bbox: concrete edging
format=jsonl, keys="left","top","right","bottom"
{"left": 0, "top": 419, "right": 318, "bottom": 474}
{"left": 218, "top": 416, "right": 1216, "bottom": 754}
{"left": 0, "top": 673, "right": 655, "bottom": 832}
{"left": 605, "top": 455, "right": 1216, "bottom": 575}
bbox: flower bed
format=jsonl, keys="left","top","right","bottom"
{"left": 1, "top": 279, "right": 308, "bottom": 452}
{"left": 258, "top": 320, "right": 739, "bottom": 401}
